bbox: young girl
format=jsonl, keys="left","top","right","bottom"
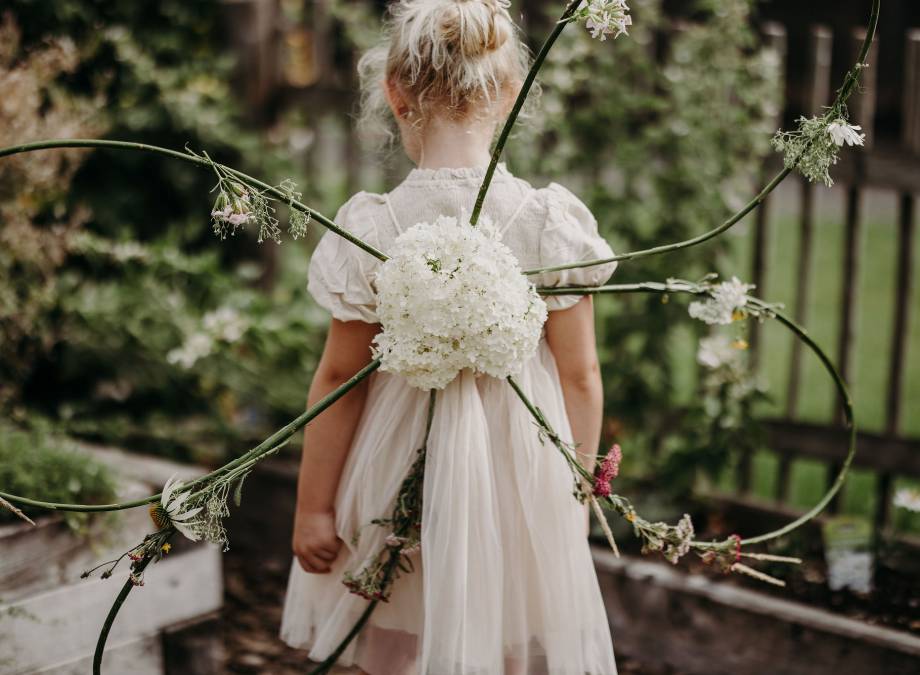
{"left": 280, "top": 1, "right": 619, "bottom": 673}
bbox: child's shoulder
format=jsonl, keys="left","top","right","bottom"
{"left": 335, "top": 189, "right": 388, "bottom": 217}
{"left": 506, "top": 175, "right": 596, "bottom": 234}
{"left": 497, "top": 170, "right": 594, "bottom": 226}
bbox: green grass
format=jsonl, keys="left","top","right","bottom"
{"left": 697, "top": 181, "right": 920, "bottom": 532}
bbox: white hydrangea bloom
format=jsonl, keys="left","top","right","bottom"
{"left": 827, "top": 119, "right": 865, "bottom": 147}
{"left": 372, "top": 215, "right": 548, "bottom": 390}
{"left": 893, "top": 488, "right": 920, "bottom": 513}
{"left": 688, "top": 276, "right": 755, "bottom": 325}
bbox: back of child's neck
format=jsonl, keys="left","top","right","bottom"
{"left": 415, "top": 116, "right": 495, "bottom": 170}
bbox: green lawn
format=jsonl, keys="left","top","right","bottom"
{"left": 674, "top": 180, "right": 920, "bottom": 533}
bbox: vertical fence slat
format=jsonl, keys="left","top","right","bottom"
{"left": 829, "top": 180, "right": 863, "bottom": 514}
{"left": 849, "top": 28, "right": 879, "bottom": 149}
{"left": 904, "top": 30, "right": 920, "bottom": 154}
{"left": 874, "top": 34, "right": 920, "bottom": 532}
{"left": 785, "top": 26, "right": 833, "bottom": 422}
{"left": 750, "top": 22, "right": 788, "bottom": 375}
{"left": 785, "top": 181, "right": 815, "bottom": 419}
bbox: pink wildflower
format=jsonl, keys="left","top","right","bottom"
{"left": 593, "top": 443, "right": 623, "bottom": 498}
{"left": 730, "top": 533, "right": 742, "bottom": 562}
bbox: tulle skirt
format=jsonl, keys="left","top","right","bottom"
{"left": 279, "top": 337, "right": 618, "bottom": 674}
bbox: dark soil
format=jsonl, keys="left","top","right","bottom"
{"left": 219, "top": 549, "right": 686, "bottom": 674}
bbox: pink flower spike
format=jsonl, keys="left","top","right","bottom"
{"left": 593, "top": 443, "right": 623, "bottom": 497}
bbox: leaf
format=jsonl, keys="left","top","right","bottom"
{"left": 233, "top": 473, "right": 247, "bottom": 507}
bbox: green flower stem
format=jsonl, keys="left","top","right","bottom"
{"left": 524, "top": 168, "right": 791, "bottom": 276}
{"left": 0, "top": 139, "right": 388, "bottom": 262}
{"left": 506, "top": 375, "right": 594, "bottom": 486}
{"left": 532, "top": 282, "right": 856, "bottom": 548}
{"left": 470, "top": 0, "right": 583, "bottom": 226}
{"left": 0, "top": 358, "right": 382, "bottom": 513}
{"left": 306, "top": 389, "right": 437, "bottom": 675}
{"left": 523, "top": 0, "right": 881, "bottom": 277}
{"left": 93, "top": 546, "right": 159, "bottom": 675}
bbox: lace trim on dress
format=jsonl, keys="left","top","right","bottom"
{"left": 404, "top": 161, "right": 510, "bottom": 182}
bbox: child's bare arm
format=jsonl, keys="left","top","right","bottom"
{"left": 293, "top": 318, "right": 380, "bottom": 573}
{"left": 544, "top": 296, "right": 604, "bottom": 533}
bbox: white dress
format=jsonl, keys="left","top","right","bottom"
{"left": 280, "top": 162, "right": 620, "bottom": 675}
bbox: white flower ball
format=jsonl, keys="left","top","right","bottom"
{"left": 371, "top": 215, "right": 548, "bottom": 390}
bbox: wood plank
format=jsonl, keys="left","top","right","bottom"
{"left": 785, "top": 178, "right": 815, "bottom": 417}
{"left": 594, "top": 548, "right": 920, "bottom": 675}
{"left": 887, "top": 194, "right": 916, "bottom": 435}
{"left": 786, "top": 25, "right": 832, "bottom": 420}
{"left": 904, "top": 30, "right": 920, "bottom": 154}
{"left": 763, "top": 418, "right": 920, "bottom": 476}
{"left": 0, "top": 545, "right": 222, "bottom": 675}
{"left": 749, "top": 22, "right": 788, "bottom": 373}
{"left": 804, "top": 25, "right": 833, "bottom": 114}
{"left": 32, "top": 634, "right": 164, "bottom": 675}
{"left": 848, "top": 27, "right": 879, "bottom": 149}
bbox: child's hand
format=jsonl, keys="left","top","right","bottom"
{"left": 292, "top": 510, "right": 343, "bottom": 574}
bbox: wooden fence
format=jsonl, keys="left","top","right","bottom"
{"left": 737, "top": 21, "right": 920, "bottom": 542}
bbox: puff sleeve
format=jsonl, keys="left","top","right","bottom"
{"left": 306, "top": 192, "right": 381, "bottom": 323}
{"left": 536, "top": 182, "right": 618, "bottom": 311}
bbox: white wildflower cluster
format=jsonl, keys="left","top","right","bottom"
{"left": 167, "top": 306, "right": 248, "bottom": 370}
{"left": 771, "top": 113, "right": 864, "bottom": 187}
{"left": 372, "top": 215, "right": 548, "bottom": 390}
{"left": 893, "top": 488, "right": 920, "bottom": 513}
{"left": 688, "top": 276, "right": 754, "bottom": 325}
{"left": 579, "top": 0, "right": 631, "bottom": 41}
{"left": 697, "top": 333, "right": 744, "bottom": 370}
{"left": 210, "top": 186, "right": 252, "bottom": 231}
{"left": 190, "top": 148, "right": 309, "bottom": 244}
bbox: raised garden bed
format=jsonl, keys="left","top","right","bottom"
{"left": 0, "top": 444, "right": 223, "bottom": 675}
{"left": 595, "top": 549, "right": 920, "bottom": 675}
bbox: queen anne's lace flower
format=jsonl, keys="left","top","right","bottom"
{"left": 582, "top": 0, "right": 632, "bottom": 41}
{"left": 372, "top": 215, "right": 548, "bottom": 390}
{"left": 688, "top": 276, "right": 754, "bottom": 325}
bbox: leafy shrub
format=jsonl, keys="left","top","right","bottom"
{"left": 0, "top": 424, "right": 118, "bottom": 533}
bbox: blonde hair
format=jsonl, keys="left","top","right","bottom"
{"left": 357, "top": 0, "right": 536, "bottom": 147}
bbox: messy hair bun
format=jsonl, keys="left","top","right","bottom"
{"left": 440, "top": 0, "right": 512, "bottom": 58}
{"left": 357, "top": 0, "right": 535, "bottom": 146}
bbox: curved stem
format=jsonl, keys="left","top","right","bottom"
{"left": 470, "top": 0, "right": 583, "bottom": 226}
{"left": 524, "top": 0, "right": 881, "bottom": 276}
{"left": 0, "top": 139, "right": 388, "bottom": 262}
{"left": 524, "top": 167, "right": 791, "bottom": 276}
{"left": 0, "top": 358, "right": 382, "bottom": 513}
{"left": 93, "top": 551, "right": 157, "bottom": 675}
{"left": 532, "top": 282, "right": 856, "bottom": 547}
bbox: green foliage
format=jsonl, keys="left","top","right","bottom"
{"left": 513, "top": 0, "right": 780, "bottom": 486}
{"left": 0, "top": 424, "right": 117, "bottom": 532}
{"left": 0, "top": 5, "right": 327, "bottom": 460}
